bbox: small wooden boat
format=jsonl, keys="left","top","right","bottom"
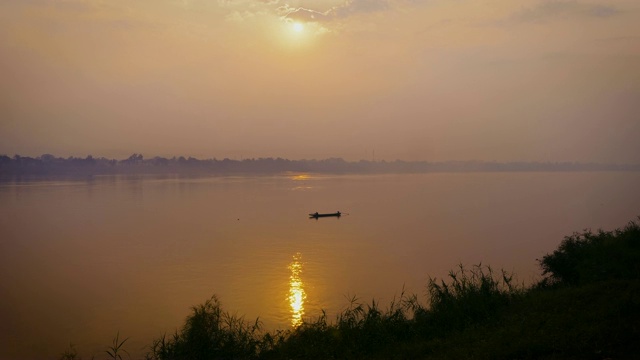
{"left": 309, "top": 211, "right": 341, "bottom": 218}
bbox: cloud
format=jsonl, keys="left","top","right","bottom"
{"left": 587, "top": 4, "right": 618, "bottom": 18}
{"left": 226, "top": 10, "right": 258, "bottom": 22}
{"left": 279, "top": 6, "right": 330, "bottom": 22}
{"left": 219, "top": 0, "right": 405, "bottom": 26}
{"left": 332, "top": 0, "right": 390, "bottom": 18}
{"left": 511, "top": 1, "right": 619, "bottom": 23}
{"left": 277, "top": 0, "right": 395, "bottom": 26}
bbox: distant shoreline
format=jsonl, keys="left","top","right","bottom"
{"left": 2, "top": 153, "right": 639, "bottom": 177}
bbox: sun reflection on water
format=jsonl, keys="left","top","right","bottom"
{"left": 290, "top": 174, "right": 311, "bottom": 181}
{"left": 290, "top": 173, "right": 314, "bottom": 190}
{"left": 288, "top": 253, "right": 306, "bottom": 327}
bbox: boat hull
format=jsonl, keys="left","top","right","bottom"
{"left": 309, "top": 212, "right": 341, "bottom": 218}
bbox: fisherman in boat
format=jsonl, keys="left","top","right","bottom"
{"left": 314, "top": 212, "right": 319, "bottom": 217}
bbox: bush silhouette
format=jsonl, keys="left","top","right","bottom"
{"left": 539, "top": 219, "right": 640, "bottom": 286}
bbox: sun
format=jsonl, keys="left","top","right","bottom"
{"left": 292, "top": 22, "right": 304, "bottom": 33}
{"left": 278, "top": 20, "right": 320, "bottom": 49}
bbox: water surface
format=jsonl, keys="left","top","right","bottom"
{"left": 1, "top": 172, "right": 638, "bottom": 359}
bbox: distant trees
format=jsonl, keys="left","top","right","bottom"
{"left": 0, "top": 154, "right": 116, "bottom": 176}
{"left": 1, "top": 153, "right": 639, "bottom": 177}
{"left": 151, "top": 156, "right": 170, "bottom": 166}
{"left": 121, "top": 153, "right": 143, "bottom": 165}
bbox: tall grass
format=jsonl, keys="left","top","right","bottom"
{"left": 262, "top": 265, "right": 523, "bottom": 358}
{"left": 58, "top": 343, "right": 81, "bottom": 360}
{"left": 421, "top": 264, "right": 521, "bottom": 333}
{"left": 262, "top": 290, "right": 419, "bottom": 359}
{"left": 147, "top": 295, "right": 262, "bottom": 360}
{"left": 106, "top": 332, "right": 129, "bottom": 360}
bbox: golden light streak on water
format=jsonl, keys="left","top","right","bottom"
{"left": 290, "top": 174, "right": 311, "bottom": 181}
{"left": 288, "top": 252, "right": 306, "bottom": 327}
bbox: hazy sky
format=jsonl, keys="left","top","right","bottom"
{"left": 1, "top": 0, "right": 639, "bottom": 162}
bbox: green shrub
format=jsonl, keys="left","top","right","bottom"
{"left": 539, "top": 219, "right": 640, "bottom": 286}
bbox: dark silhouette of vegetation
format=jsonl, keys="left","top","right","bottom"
{"left": 106, "top": 332, "right": 129, "bottom": 360}
{"left": 538, "top": 220, "right": 640, "bottom": 286}
{"left": 58, "top": 344, "right": 80, "bottom": 360}
{"left": 3, "top": 153, "right": 639, "bottom": 178}
{"left": 422, "top": 264, "right": 521, "bottom": 333}
{"left": 149, "top": 296, "right": 263, "bottom": 360}
{"left": 60, "top": 218, "right": 640, "bottom": 359}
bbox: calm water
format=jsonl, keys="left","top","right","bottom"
{"left": 1, "top": 172, "right": 639, "bottom": 359}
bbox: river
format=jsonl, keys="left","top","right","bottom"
{"left": 1, "top": 172, "right": 638, "bottom": 359}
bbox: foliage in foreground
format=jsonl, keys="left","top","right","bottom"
{"left": 148, "top": 296, "right": 262, "bottom": 360}
{"left": 139, "top": 263, "right": 522, "bottom": 360}
{"left": 539, "top": 219, "right": 640, "bottom": 286}
{"left": 61, "top": 218, "right": 640, "bottom": 360}
{"left": 423, "top": 264, "right": 521, "bottom": 332}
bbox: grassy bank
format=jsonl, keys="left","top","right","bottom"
{"left": 61, "top": 218, "right": 640, "bottom": 359}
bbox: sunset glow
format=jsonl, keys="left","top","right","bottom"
{"left": 288, "top": 253, "right": 306, "bottom": 327}
{"left": 1, "top": 0, "right": 637, "bottom": 162}
{"left": 1, "top": 2, "right": 639, "bottom": 357}
{"left": 292, "top": 22, "right": 304, "bottom": 33}
{"left": 291, "top": 174, "right": 311, "bottom": 181}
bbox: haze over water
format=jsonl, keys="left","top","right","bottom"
{"left": 1, "top": 171, "right": 639, "bottom": 359}
{"left": 1, "top": 1, "right": 640, "bottom": 358}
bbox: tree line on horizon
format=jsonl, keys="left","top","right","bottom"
{"left": 1, "top": 153, "right": 638, "bottom": 176}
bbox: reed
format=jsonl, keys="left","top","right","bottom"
{"left": 422, "top": 263, "right": 522, "bottom": 333}
{"left": 147, "top": 295, "right": 262, "bottom": 360}
{"left": 58, "top": 343, "right": 81, "bottom": 360}
{"left": 261, "top": 289, "right": 424, "bottom": 359}
{"left": 106, "top": 332, "right": 129, "bottom": 360}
